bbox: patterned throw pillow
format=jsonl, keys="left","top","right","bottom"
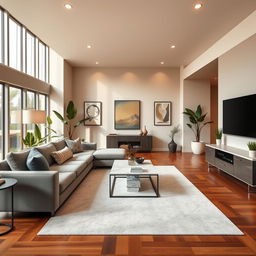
{"left": 65, "top": 138, "right": 83, "bottom": 153}
{"left": 51, "top": 147, "right": 73, "bottom": 165}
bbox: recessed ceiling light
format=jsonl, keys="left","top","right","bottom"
{"left": 171, "top": 45, "right": 176, "bottom": 49}
{"left": 194, "top": 3, "right": 203, "bottom": 9}
{"left": 160, "top": 61, "right": 164, "bottom": 65}
{"left": 64, "top": 4, "right": 72, "bottom": 9}
{"left": 87, "top": 45, "right": 92, "bottom": 49}
{"left": 95, "top": 61, "right": 99, "bottom": 65}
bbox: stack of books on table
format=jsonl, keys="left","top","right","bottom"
{"left": 127, "top": 175, "right": 140, "bottom": 192}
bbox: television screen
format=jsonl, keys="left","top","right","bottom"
{"left": 223, "top": 94, "right": 256, "bottom": 138}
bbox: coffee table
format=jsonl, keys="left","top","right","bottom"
{"left": 109, "top": 160, "right": 159, "bottom": 198}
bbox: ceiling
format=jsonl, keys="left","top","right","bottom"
{"left": 1, "top": 0, "right": 256, "bottom": 67}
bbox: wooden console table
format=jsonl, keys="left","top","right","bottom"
{"left": 106, "top": 135, "right": 152, "bottom": 152}
{"left": 205, "top": 144, "right": 256, "bottom": 193}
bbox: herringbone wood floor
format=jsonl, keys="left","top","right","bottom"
{"left": 1, "top": 152, "right": 256, "bottom": 256}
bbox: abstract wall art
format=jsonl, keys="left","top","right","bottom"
{"left": 154, "top": 101, "right": 172, "bottom": 126}
{"left": 84, "top": 101, "right": 102, "bottom": 126}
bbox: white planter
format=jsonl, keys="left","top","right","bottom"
{"left": 249, "top": 150, "right": 256, "bottom": 158}
{"left": 191, "top": 141, "right": 205, "bottom": 154}
{"left": 216, "top": 139, "right": 221, "bottom": 146}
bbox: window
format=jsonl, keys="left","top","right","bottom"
{"left": 8, "top": 17, "right": 22, "bottom": 71}
{"left": 0, "top": 9, "right": 3, "bottom": 64}
{"left": 38, "top": 94, "right": 47, "bottom": 138}
{"left": 26, "top": 91, "right": 36, "bottom": 133}
{"left": 26, "top": 32, "right": 35, "bottom": 76}
{"left": 9, "top": 87, "right": 22, "bottom": 152}
{"left": 38, "top": 41, "right": 46, "bottom": 81}
{"left": 0, "top": 84, "right": 3, "bottom": 159}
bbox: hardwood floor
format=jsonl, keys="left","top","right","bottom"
{"left": 1, "top": 152, "right": 256, "bottom": 256}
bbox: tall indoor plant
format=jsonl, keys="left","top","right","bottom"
{"left": 53, "top": 101, "right": 89, "bottom": 139}
{"left": 183, "top": 105, "right": 213, "bottom": 154}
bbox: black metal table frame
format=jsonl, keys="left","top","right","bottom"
{"left": 0, "top": 186, "right": 15, "bottom": 236}
{"left": 109, "top": 173, "right": 159, "bottom": 198}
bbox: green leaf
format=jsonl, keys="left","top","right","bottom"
{"left": 34, "top": 124, "right": 42, "bottom": 141}
{"left": 47, "top": 116, "right": 52, "bottom": 125}
{"left": 195, "top": 105, "right": 202, "bottom": 118}
{"left": 74, "top": 118, "right": 87, "bottom": 128}
{"left": 197, "top": 113, "right": 207, "bottom": 122}
{"left": 66, "top": 101, "right": 77, "bottom": 120}
{"left": 187, "top": 123, "right": 192, "bottom": 129}
{"left": 53, "top": 110, "right": 65, "bottom": 122}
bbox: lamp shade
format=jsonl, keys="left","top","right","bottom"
{"left": 22, "top": 110, "right": 46, "bottom": 124}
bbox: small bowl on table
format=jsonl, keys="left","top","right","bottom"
{"left": 135, "top": 157, "right": 144, "bottom": 164}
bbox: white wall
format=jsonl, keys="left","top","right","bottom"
{"left": 183, "top": 80, "right": 211, "bottom": 152}
{"left": 219, "top": 34, "right": 256, "bottom": 150}
{"left": 73, "top": 67, "right": 180, "bottom": 151}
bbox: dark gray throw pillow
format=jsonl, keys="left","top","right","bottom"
{"left": 35, "top": 143, "right": 56, "bottom": 166}
{"left": 65, "top": 138, "right": 83, "bottom": 153}
{"left": 26, "top": 148, "right": 49, "bottom": 171}
{"left": 6, "top": 150, "right": 30, "bottom": 171}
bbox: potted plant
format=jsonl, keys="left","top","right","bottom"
{"left": 247, "top": 142, "right": 256, "bottom": 158}
{"left": 168, "top": 125, "right": 180, "bottom": 153}
{"left": 215, "top": 129, "right": 222, "bottom": 146}
{"left": 183, "top": 105, "right": 213, "bottom": 154}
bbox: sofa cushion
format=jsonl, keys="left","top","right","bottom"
{"left": 51, "top": 147, "right": 73, "bottom": 165}
{"left": 0, "top": 160, "right": 11, "bottom": 171}
{"left": 52, "top": 139, "right": 66, "bottom": 151}
{"left": 59, "top": 172, "right": 76, "bottom": 193}
{"left": 65, "top": 138, "right": 82, "bottom": 153}
{"left": 6, "top": 150, "right": 30, "bottom": 171}
{"left": 35, "top": 143, "right": 56, "bottom": 166}
{"left": 71, "top": 151, "right": 94, "bottom": 161}
{"left": 26, "top": 148, "right": 49, "bottom": 171}
{"left": 93, "top": 148, "right": 125, "bottom": 160}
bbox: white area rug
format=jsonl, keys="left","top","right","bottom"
{"left": 38, "top": 166, "right": 243, "bottom": 235}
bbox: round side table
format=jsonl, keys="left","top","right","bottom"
{"left": 0, "top": 178, "right": 17, "bottom": 236}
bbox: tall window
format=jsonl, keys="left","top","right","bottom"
{"left": 26, "top": 91, "right": 36, "bottom": 133}
{"left": 8, "top": 17, "right": 22, "bottom": 71}
{"left": 0, "top": 9, "right": 3, "bottom": 64}
{"left": 0, "top": 84, "right": 3, "bottom": 159}
{"left": 38, "top": 41, "right": 46, "bottom": 82}
{"left": 38, "top": 94, "right": 47, "bottom": 138}
{"left": 26, "top": 32, "right": 35, "bottom": 76}
{"left": 9, "top": 87, "right": 22, "bottom": 152}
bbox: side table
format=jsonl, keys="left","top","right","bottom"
{"left": 0, "top": 178, "right": 17, "bottom": 235}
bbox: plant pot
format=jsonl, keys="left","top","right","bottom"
{"left": 216, "top": 139, "right": 221, "bottom": 146}
{"left": 191, "top": 141, "right": 205, "bottom": 154}
{"left": 249, "top": 150, "right": 256, "bottom": 158}
{"left": 168, "top": 139, "right": 177, "bottom": 153}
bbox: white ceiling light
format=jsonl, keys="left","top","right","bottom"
{"left": 87, "top": 45, "right": 92, "bottom": 49}
{"left": 171, "top": 45, "right": 176, "bottom": 49}
{"left": 160, "top": 61, "right": 164, "bottom": 65}
{"left": 64, "top": 4, "right": 72, "bottom": 9}
{"left": 95, "top": 61, "right": 99, "bottom": 65}
{"left": 194, "top": 2, "right": 203, "bottom": 9}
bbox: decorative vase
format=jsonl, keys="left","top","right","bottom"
{"left": 249, "top": 150, "right": 256, "bottom": 158}
{"left": 216, "top": 139, "right": 221, "bottom": 146}
{"left": 191, "top": 141, "right": 205, "bottom": 154}
{"left": 168, "top": 139, "right": 177, "bottom": 153}
{"left": 142, "top": 125, "right": 148, "bottom": 136}
{"left": 139, "top": 129, "right": 143, "bottom": 136}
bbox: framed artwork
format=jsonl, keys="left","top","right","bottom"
{"left": 84, "top": 101, "right": 102, "bottom": 126}
{"left": 154, "top": 101, "right": 172, "bottom": 126}
{"left": 114, "top": 100, "right": 140, "bottom": 130}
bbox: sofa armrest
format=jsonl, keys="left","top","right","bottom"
{"left": 0, "top": 171, "right": 59, "bottom": 214}
{"left": 82, "top": 142, "right": 97, "bottom": 151}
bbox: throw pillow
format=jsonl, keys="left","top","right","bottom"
{"left": 6, "top": 150, "right": 30, "bottom": 171}
{"left": 52, "top": 139, "right": 66, "bottom": 151}
{"left": 26, "top": 148, "right": 49, "bottom": 171}
{"left": 35, "top": 143, "right": 57, "bottom": 166}
{"left": 51, "top": 147, "right": 73, "bottom": 165}
{"left": 65, "top": 138, "right": 83, "bottom": 153}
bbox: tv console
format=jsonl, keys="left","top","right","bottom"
{"left": 205, "top": 144, "right": 256, "bottom": 193}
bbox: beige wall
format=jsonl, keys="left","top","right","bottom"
{"left": 183, "top": 80, "right": 211, "bottom": 152}
{"left": 72, "top": 67, "right": 180, "bottom": 151}
{"left": 219, "top": 34, "right": 256, "bottom": 150}
{"left": 64, "top": 61, "right": 73, "bottom": 108}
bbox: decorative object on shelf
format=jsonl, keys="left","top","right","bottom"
{"left": 154, "top": 101, "right": 172, "bottom": 126}
{"left": 247, "top": 142, "right": 256, "bottom": 158}
{"left": 215, "top": 129, "right": 223, "bottom": 146}
{"left": 114, "top": 100, "right": 140, "bottom": 130}
{"left": 135, "top": 157, "right": 144, "bottom": 164}
{"left": 84, "top": 101, "right": 102, "bottom": 126}
{"left": 168, "top": 124, "right": 180, "bottom": 153}
{"left": 53, "top": 101, "right": 87, "bottom": 139}
{"left": 139, "top": 129, "right": 143, "bottom": 136}
{"left": 183, "top": 105, "right": 213, "bottom": 154}
{"left": 127, "top": 144, "right": 136, "bottom": 161}
{"left": 142, "top": 125, "right": 148, "bottom": 136}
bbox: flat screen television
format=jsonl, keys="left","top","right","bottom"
{"left": 223, "top": 94, "right": 256, "bottom": 138}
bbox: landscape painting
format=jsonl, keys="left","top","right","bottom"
{"left": 114, "top": 100, "right": 140, "bottom": 130}
{"left": 154, "top": 101, "right": 172, "bottom": 126}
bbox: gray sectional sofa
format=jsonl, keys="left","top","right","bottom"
{"left": 0, "top": 140, "right": 125, "bottom": 215}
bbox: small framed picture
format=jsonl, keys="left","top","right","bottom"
{"left": 84, "top": 101, "right": 102, "bottom": 126}
{"left": 154, "top": 101, "right": 172, "bottom": 126}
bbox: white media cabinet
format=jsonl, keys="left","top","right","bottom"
{"left": 205, "top": 144, "right": 256, "bottom": 193}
